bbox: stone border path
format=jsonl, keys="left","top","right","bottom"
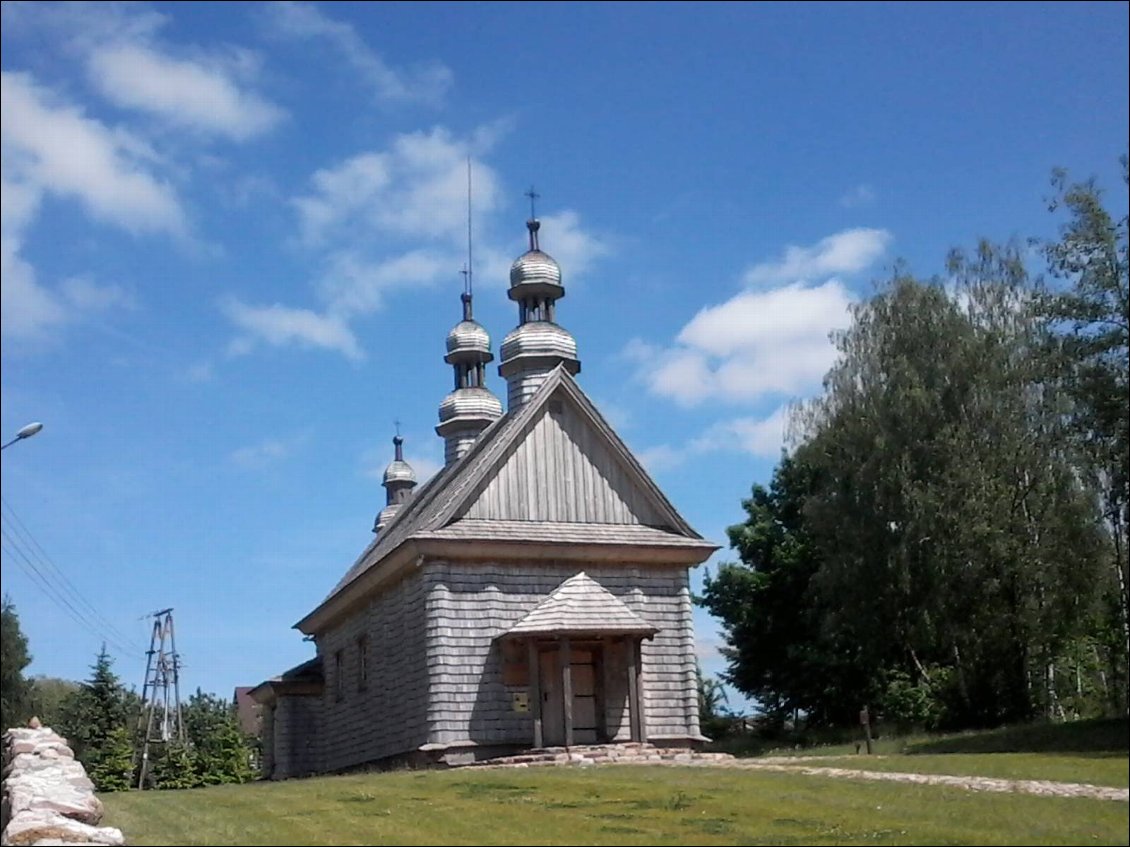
{"left": 672, "top": 758, "right": 1129, "bottom": 802}
{"left": 465, "top": 744, "right": 1128, "bottom": 802}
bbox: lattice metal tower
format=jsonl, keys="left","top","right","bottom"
{"left": 136, "top": 608, "right": 185, "bottom": 788}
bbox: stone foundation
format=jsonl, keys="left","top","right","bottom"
{"left": 461, "top": 742, "right": 733, "bottom": 769}
{"left": 2, "top": 725, "right": 125, "bottom": 846}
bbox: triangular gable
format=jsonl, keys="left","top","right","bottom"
{"left": 505, "top": 572, "right": 657, "bottom": 637}
{"left": 443, "top": 367, "right": 700, "bottom": 534}
{"left": 300, "top": 366, "right": 706, "bottom": 633}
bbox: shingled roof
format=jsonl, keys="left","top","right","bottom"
{"left": 505, "top": 572, "right": 657, "bottom": 637}
{"left": 296, "top": 366, "right": 717, "bottom": 634}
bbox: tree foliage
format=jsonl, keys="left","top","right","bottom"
{"left": 1, "top": 597, "right": 33, "bottom": 731}
{"left": 702, "top": 159, "right": 1127, "bottom": 729}
{"left": 59, "top": 646, "right": 137, "bottom": 792}
{"left": 182, "top": 689, "right": 254, "bottom": 786}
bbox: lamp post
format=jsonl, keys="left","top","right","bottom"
{"left": 1, "top": 422, "right": 44, "bottom": 451}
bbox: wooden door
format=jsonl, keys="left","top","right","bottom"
{"left": 539, "top": 650, "right": 564, "bottom": 746}
{"left": 570, "top": 649, "right": 599, "bottom": 744}
{"left": 539, "top": 646, "right": 603, "bottom": 746}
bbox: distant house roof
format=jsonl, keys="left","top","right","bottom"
{"left": 504, "top": 572, "right": 658, "bottom": 637}
{"left": 296, "top": 367, "right": 717, "bottom": 635}
{"left": 247, "top": 656, "right": 324, "bottom": 704}
{"left": 233, "top": 686, "right": 262, "bottom": 737}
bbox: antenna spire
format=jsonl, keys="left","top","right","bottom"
{"left": 465, "top": 158, "right": 474, "bottom": 297}
{"left": 524, "top": 186, "right": 541, "bottom": 251}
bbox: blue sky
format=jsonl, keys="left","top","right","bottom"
{"left": 2, "top": 1, "right": 1127, "bottom": 710}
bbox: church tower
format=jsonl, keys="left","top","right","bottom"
{"left": 436, "top": 289, "right": 503, "bottom": 465}
{"left": 498, "top": 197, "right": 581, "bottom": 411}
{"left": 373, "top": 434, "right": 415, "bottom": 534}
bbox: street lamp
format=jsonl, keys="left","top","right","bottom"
{"left": 1, "top": 422, "right": 44, "bottom": 451}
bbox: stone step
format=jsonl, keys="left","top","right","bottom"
{"left": 462, "top": 743, "right": 734, "bottom": 769}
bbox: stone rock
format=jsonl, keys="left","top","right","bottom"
{"left": 1, "top": 811, "right": 124, "bottom": 846}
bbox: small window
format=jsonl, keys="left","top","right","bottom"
{"left": 334, "top": 650, "right": 344, "bottom": 701}
{"left": 357, "top": 635, "right": 369, "bottom": 691}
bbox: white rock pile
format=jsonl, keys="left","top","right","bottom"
{"left": 1, "top": 722, "right": 125, "bottom": 847}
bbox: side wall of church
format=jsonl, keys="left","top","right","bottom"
{"left": 313, "top": 569, "right": 431, "bottom": 773}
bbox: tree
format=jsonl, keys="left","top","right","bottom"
{"left": 1, "top": 597, "right": 33, "bottom": 730}
{"left": 59, "top": 646, "right": 136, "bottom": 792}
{"left": 182, "top": 689, "right": 253, "bottom": 785}
{"left": 1039, "top": 157, "right": 1129, "bottom": 711}
{"left": 699, "top": 450, "right": 873, "bottom": 726}
{"left": 696, "top": 663, "right": 732, "bottom": 739}
{"left": 798, "top": 267, "right": 1105, "bottom": 726}
{"left": 29, "top": 676, "right": 81, "bottom": 728}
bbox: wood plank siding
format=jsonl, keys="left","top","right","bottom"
{"left": 463, "top": 403, "right": 666, "bottom": 526}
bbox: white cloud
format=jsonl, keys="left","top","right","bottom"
{"left": 185, "top": 361, "right": 215, "bottom": 383}
{"left": 59, "top": 276, "right": 133, "bottom": 313}
{"left": 536, "top": 210, "right": 610, "bottom": 283}
{"left": 222, "top": 299, "right": 363, "bottom": 361}
{"left": 638, "top": 404, "right": 793, "bottom": 475}
{"left": 1, "top": 71, "right": 186, "bottom": 237}
{"left": 839, "top": 183, "right": 876, "bottom": 208}
{"left": 318, "top": 249, "right": 456, "bottom": 315}
{"left": 690, "top": 405, "right": 791, "bottom": 459}
{"left": 264, "top": 1, "right": 452, "bottom": 106}
{"left": 1, "top": 231, "right": 66, "bottom": 342}
{"left": 230, "top": 437, "right": 296, "bottom": 470}
{"left": 293, "top": 128, "right": 503, "bottom": 248}
{"left": 626, "top": 228, "right": 889, "bottom": 409}
{"left": 0, "top": 73, "right": 184, "bottom": 346}
{"left": 628, "top": 279, "right": 854, "bottom": 408}
{"left": 743, "top": 227, "right": 890, "bottom": 288}
{"left": 88, "top": 44, "right": 285, "bottom": 141}
{"left": 232, "top": 126, "right": 609, "bottom": 361}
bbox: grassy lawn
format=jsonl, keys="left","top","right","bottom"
{"left": 102, "top": 764, "right": 1128, "bottom": 846}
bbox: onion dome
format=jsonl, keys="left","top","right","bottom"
{"left": 445, "top": 320, "right": 492, "bottom": 360}
{"left": 373, "top": 434, "right": 416, "bottom": 534}
{"left": 438, "top": 387, "right": 504, "bottom": 423}
{"left": 436, "top": 290, "right": 502, "bottom": 466}
{"left": 500, "top": 322, "right": 578, "bottom": 362}
{"left": 499, "top": 211, "right": 580, "bottom": 411}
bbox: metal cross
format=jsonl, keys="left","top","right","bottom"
{"left": 525, "top": 186, "right": 540, "bottom": 219}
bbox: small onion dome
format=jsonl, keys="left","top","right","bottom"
{"left": 383, "top": 458, "right": 416, "bottom": 485}
{"left": 375, "top": 503, "right": 402, "bottom": 532}
{"left": 437, "top": 387, "right": 504, "bottom": 423}
{"left": 510, "top": 249, "right": 562, "bottom": 289}
{"left": 500, "top": 321, "right": 578, "bottom": 362}
{"left": 445, "top": 319, "right": 492, "bottom": 360}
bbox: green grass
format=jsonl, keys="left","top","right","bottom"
{"left": 102, "top": 764, "right": 1128, "bottom": 846}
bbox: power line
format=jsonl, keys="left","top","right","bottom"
{"left": 1, "top": 532, "right": 139, "bottom": 657}
{"left": 0, "top": 496, "right": 147, "bottom": 653}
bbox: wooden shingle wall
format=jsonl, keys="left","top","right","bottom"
{"left": 422, "top": 560, "right": 700, "bottom": 750}
{"left": 315, "top": 570, "right": 431, "bottom": 772}
{"left": 463, "top": 404, "right": 667, "bottom": 526}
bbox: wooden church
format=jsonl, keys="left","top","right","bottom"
{"left": 250, "top": 212, "right": 718, "bottom": 777}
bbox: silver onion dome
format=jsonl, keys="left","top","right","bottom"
{"left": 500, "top": 321, "right": 578, "bottom": 362}
{"left": 375, "top": 503, "right": 401, "bottom": 531}
{"left": 510, "top": 250, "right": 562, "bottom": 289}
{"left": 382, "top": 458, "right": 416, "bottom": 485}
{"left": 445, "top": 319, "right": 492, "bottom": 358}
{"left": 437, "top": 387, "right": 504, "bottom": 423}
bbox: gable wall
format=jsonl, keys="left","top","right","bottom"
{"left": 423, "top": 559, "right": 700, "bottom": 751}
{"left": 314, "top": 568, "right": 432, "bottom": 772}
{"left": 463, "top": 403, "right": 666, "bottom": 526}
